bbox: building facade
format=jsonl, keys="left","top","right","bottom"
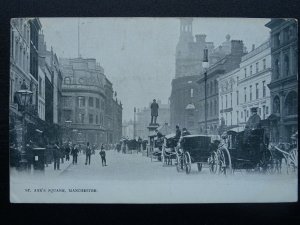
{"left": 170, "top": 18, "right": 215, "bottom": 133}
{"left": 218, "top": 68, "right": 240, "bottom": 130}
{"left": 198, "top": 40, "right": 245, "bottom": 135}
{"left": 60, "top": 57, "right": 122, "bottom": 145}
{"left": 265, "top": 19, "right": 298, "bottom": 142}
{"left": 9, "top": 18, "right": 41, "bottom": 147}
{"left": 237, "top": 40, "right": 272, "bottom": 128}
{"left": 170, "top": 76, "right": 201, "bottom": 133}
{"left": 112, "top": 96, "right": 123, "bottom": 143}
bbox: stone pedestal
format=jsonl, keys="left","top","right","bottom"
{"left": 146, "top": 123, "right": 159, "bottom": 157}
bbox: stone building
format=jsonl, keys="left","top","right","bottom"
{"left": 265, "top": 19, "right": 298, "bottom": 142}
{"left": 197, "top": 40, "right": 245, "bottom": 135}
{"left": 38, "top": 33, "right": 63, "bottom": 126}
{"left": 237, "top": 40, "right": 272, "bottom": 128}
{"left": 112, "top": 95, "right": 123, "bottom": 143}
{"left": 218, "top": 68, "right": 240, "bottom": 130}
{"left": 9, "top": 18, "right": 41, "bottom": 147}
{"left": 104, "top": 79, "right": 123, "bottom": 144}
{"left": 170, "top": 18, "right": 215, "bottom": 132}
{"left": 60, "top": 57, "right": 122, "bottom": 145}
{"left": 170, "top": 76, "right": 201, "bottom": 133}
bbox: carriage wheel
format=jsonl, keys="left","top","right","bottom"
{"left": 176, "top": 153, "right": 183, "bottom": 172}
{"left": 209, "top": 151, "right": 219, "bottom": 174}
{"left": 218, "top": 147, "right": 232, "bottom": 175}
{"left": 185, "top": 152, "right": 191, "bottom": 174}
{"left": 287, "top": 148, "right": 298, "bottom": 174}
{"left": 161, "top": 147, "right": 166, "bottom": 167}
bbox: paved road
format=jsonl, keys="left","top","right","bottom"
{"left": 61, "top": 150, "right": 189, "bottom": 180}
{"left": 10, "top": 150, "right": 297, "bottom": 203}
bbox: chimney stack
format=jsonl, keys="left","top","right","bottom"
{"left": 231, "top": 40, "right": 244, "bottom": 55}
{"left": 252, "top": 44, "right": 255, "bottom": 51}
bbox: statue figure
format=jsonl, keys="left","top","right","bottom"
{"left": 150, "top": 99, "right": 159, "bottom": 125}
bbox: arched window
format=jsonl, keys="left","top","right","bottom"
{"left": 285, "top": 91, "right": 297, "bottom": 115}
{"left": 274, "top": 58, "right": 281, "bottom": 79}
{"left": 214, "top": 100, "right": 217, "bottom": 115}
{"left": 284, "top": 54, "right": 290, "bottom": 76}
{"left": 64, "top": 77, "right": 71, "bottom": 85}
{"left": 214, "top": 80, "right": 217, "bottom": 94}
{"left": 273, "top": 96, "right": 280, "bottom": 114}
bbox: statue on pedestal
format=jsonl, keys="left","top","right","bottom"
{"left": 150, "top": 99, "right": 159, "bottom": 125}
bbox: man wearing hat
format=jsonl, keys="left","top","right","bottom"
{"left": 150, "top": 99, "right": 159, "bottom": 125}
{"left": 246, "top": 107, "right": 261, "bottom": 130}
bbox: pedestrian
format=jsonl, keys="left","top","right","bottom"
{"left": 53, "top": 142, "right": 60, "bottom": 170}
{"left": 85, "top": 142, "right": 92, "bottom": 165}
{"left": 65, "top": 143, "right": 70, "bottom": 161}
{"left": 60, "top": 143, "right": 65, "bottom": 164}
{"left": 71, "top": 144, "right": 79, "bottom": 165}
{"left": 99, "top": 144, "right": 107, "bottom": 166}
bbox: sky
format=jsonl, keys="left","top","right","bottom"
{"left": 39, "top": 17, "right": 270, "bottom": 121}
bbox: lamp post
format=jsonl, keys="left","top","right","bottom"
{"left": 133, "top": 107, "right": 136, "bottom": 139}
{"left": 202, "top": 48, "right": 209, "bottom": 135}
{"left": 16, "top": 79, "right": 33, "bottom": 171}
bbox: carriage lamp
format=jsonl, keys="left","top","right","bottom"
{"left": 16, "top": 80, "right": 33, "bottom": 171}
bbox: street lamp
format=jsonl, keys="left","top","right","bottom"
{"left": 15, "top": 79, "right": 33, "bottom": 171}
{"left": 133, "top": 107, "right": 136, "bottom": 139}
{"left": 202, "top": 48, "right": 209, "bottom": 135}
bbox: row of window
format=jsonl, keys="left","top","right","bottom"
{"left": 78, "top": 113, "right": 104, "bottom": 125}
{"left": 273, "top": 24, "right": 296, "bottom": 48}
{"left": 243, "top": 58, "right": 267, "bottom": 78}
{"left": 273, "top": 48, "right": 297, "bottom": 79}
{"left": 11, "top": 32, "right": 30, "bottom": 73}
{"left": 242, "top": 81, "right": 266, "bottom": 103}
{"left": 77, "top": 96, "right": 104, "bottom": 109}
{"left": 273, "top": 91, "right": 297, "bottom": 116}
{"left": 238, "top": 105, "right": 269, "bottom": 122}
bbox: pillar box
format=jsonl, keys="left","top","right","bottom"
{"left": 32, "top": 147, "right": 46, "bottom": 173}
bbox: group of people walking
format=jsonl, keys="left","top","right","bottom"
{"left": 51, "top": 142, "right": 107, "bottom": 170}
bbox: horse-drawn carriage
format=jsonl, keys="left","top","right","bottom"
{"left": 126, "top": 139, "right": 140, "bottom": 153}
{"left": 161, "top": 134, "right": 177, "bottom": 166}
{"left": 216, "top": 128, "right": 273, "bottom": 174}
{"left": 148, "top": 134, "right": 163, "bottom": 161}
{"left": 176, "top": 135, "right": 219, "bottom": 174}
{"left": 268, "top": 131, "right": 298, "bottom": 174}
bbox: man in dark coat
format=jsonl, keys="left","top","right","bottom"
{"left": 65, "top": 143, "right": 70, "bottom": 161}
{"left": 71, "top": 144, "right": 79, "bottom": 165}
{"left": 244, "top": 107, "right": 262, "bottom": 144}
{"left": 53, "top": 142, "right": 60, "bottom": 170}
{"left": 246, "top": 107, "right": 261, "bottom": 130}
{"left": 85, "top": 142, "right": 92, "bottom": 165}
{"left": 150, "top": 99, "right": 159, "bottom": 124}
{"left": 99, "top": 144, "right": 107, "bottom": 166}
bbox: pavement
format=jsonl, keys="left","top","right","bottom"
{"left": 44, "top": 154, "right": 79, "bottom": 177}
